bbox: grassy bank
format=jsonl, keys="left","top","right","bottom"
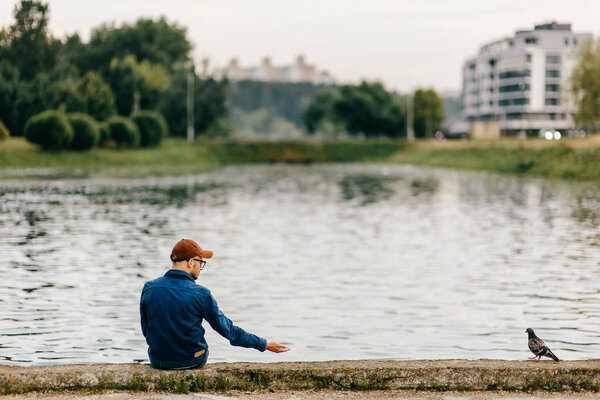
{"left": 0, "top": 137, "right": 403, "bottom": 178}
{"left": 2, "top": 136, "right": 600, "bottom": 180}
{"left": 391, "top": 135, "right": 600, "bottom": 180}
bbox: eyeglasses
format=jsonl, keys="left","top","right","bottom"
{"left": 192, "top": 258, "right": 206, "bottom": 268}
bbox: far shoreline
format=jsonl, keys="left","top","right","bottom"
{"left": 2, "top": 135, "right": 600, "bottom": 181}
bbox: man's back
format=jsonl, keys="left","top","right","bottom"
{"left": 140, "top": 239, "right": 289, "bottom": 369}
{"left": 140, "top": 269, "right": 210, "bottom": 369}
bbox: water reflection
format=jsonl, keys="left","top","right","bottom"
{"left": 410, "top": 176, "right": 439, "bottom": 196}
{"left": 339, "top": 174, "right": 399, "bottom": 204}
{"left": 570, "top": 185, "right": 600, "bottom": 228}
{"left": 0, "top": 164, "right": 600, "bottom": 365}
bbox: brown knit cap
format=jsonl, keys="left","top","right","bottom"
{"left": 170, "top": 239, "right": 213, "bottom": 262}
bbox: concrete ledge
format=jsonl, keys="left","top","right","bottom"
{"left": 2, "top": 360, "right": 600, "bottom": 394}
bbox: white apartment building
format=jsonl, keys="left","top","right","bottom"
{"left": 462, "top": 22, "right": 592, "bottom": 135}
{"left": 216, "top": 55, "right": 335, "bottom": 85}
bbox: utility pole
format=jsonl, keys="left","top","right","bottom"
{"left": 186, "top": 62, "right": 195, "bottom": 143}
{"left": 406, "top": 92, "right": 414, "bottom": 141}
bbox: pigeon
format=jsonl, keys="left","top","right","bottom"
{"left": 526, "top": 328, "right": 559, "bottom": 362}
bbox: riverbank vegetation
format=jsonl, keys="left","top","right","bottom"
{"left": 389, "top": 135, "right": 600, "bottom": 180}
{"left": 1, "top": 1, "right": 447, "bottom": 148}
{"left": 3, "top": 136, "right": 600, "bottom": 181}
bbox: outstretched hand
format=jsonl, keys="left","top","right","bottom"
{"left": 266, "top": 341, "right": 291, "bottom": 353}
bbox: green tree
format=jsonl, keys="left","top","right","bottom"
{"left": 108, "top": 55, "right": 166, "bottom": 116}
{"left": 195, "top": 77, "right": 229, "bottom": 134}
{"left": 413, "top": 89, "right": 443, "bottom": 138}
{"left": 571, "top": 37, "right": 600, "bottom": 131}
{"left": 0, "top": 61, "right": 20, "bottom": 135}
{"left": 0, "top": 0, "right": 60, "bottom": 80}
{"left": 72, "top": 71, "right": 116, "bottom": 121}
{"left": 0, "top": 61, "right": 80, "bottom": 136}
{"left": 330, "top": 81, "right": 405, "bottom": 137}
{"left": 159, "top": 68, "right": 229, "bottom": 137}
{"left": 66, "top": 17, "right": 191, "bottom": 75}
{"left": 34, "top": 61, "right": 80, "bottom": 112}
{"left": 303, "top": 90, "right": 339, "bottom": 133}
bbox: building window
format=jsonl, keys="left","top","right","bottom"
{"left": 546, "top": 55, "right": 561, "bottom": 64}
{"left": 526, "top": 54, "right": 532, "bottom": 62}
{"left": 499, "top": 70, "right": 530, "bottom": 79}
{"left": 546, "top": 70, "right": 561, "bottom": 78}
{"left": 545, "top": 84, "right": 560, "bottom": 92}
{"left": 565, "top": 38, "right": 569, "bottom": 46}
{"left": 525, "top": 37, "right": 538, "bottom": 44}
{"left": 545, "top": 98, "right": 560, "bottom": 105}
{"left": 499, "top": 83, "right": 530, "bottom": 93}
{"left": 499, "top": 98, "right": 529, "bottom": 106}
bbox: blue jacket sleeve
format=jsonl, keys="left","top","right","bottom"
{"left": 202, "top": 291, "right": 267, "bottom": 352}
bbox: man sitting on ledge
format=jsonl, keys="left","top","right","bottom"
{"left": 140, "top": 239, "right": 290, "bottom": 369}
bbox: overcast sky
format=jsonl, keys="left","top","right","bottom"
{"left": 2, "top": 0, "right": 599, "bottom": 93}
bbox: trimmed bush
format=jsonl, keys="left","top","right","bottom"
{"left": 24, "top": 110, "right": 73, "bottom": 151}
{"left": 132, "top": 111, "right": 168, "bottom": 147}
{"left": 0, "top": 120, "right": 10, "bottom": 140}
{"left": 97, "top": 122, "right": 111, "bottom": 147}
{"left": 67, "top": 113, "right": 100, "bottom": 151}
{"left": 98, "top": 122, "right": 110, "bottom": 143}
{"left": 106, "top": 116, "right": 140, "bottom": 148}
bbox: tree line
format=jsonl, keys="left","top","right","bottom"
{"left": 303, "top": 82, "right": 444, "bottom": 138}
{"left": 0, "top": 0, "right": 228, "bottom": 145}
{"left": 571, "top": 37, "right": 600, "bottom": 132}
{"left": 0, "top": 0, "right": 505, "bottom": 147}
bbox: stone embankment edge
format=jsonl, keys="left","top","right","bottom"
{"left": 2, "top": 360, "right": 600, "bottom": 395}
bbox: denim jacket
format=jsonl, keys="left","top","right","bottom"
{"left": 140, "top": 269, "right": 267, "bottom": 369}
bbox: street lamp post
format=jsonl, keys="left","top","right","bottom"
{"left": 406, "top": 92, "right": 414, "bottom": 141}
{"left": 186, "top": 62, "right": 195, "bottom": 143}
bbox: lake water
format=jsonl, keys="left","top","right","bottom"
{"left": 1, "top": 164, "right": 599, "bottom": 365}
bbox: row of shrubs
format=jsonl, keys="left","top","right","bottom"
{"left": 23, "top": 110, "right": 169, "bottom": 151}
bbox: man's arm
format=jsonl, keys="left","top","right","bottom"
{"left": 202, "top": 292, "right": 290, "bottom": 353}
{"left": 202, "top": 292, "right": 267, "bottom": 350}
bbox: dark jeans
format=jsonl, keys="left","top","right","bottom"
{"left": 150, "top": 349, "right": 209, "bottom": 370}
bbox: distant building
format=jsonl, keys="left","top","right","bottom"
{"left": 216, "top": 55, "right": 335, "bottom": 85}
{"left": 462, "top": 21, "right": 593, "bottom": 136}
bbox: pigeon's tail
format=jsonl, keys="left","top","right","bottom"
{"left": 546, "top": 350, "right": 560, "bottom": 362}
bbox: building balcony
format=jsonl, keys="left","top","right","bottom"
{"left": 498, "top": 91, "right": 530, "bottom": 100}
{"left": 497, "top": 76, "right": 530, "bottom": 86}
{"left": 498, "top": 104, "right": 528, "bottom": 113}
{"left": 544, "top": 92, "right": 561, "bottom": 98}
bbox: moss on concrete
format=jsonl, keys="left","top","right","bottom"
{"left": 2, "top": 360, "right": 600, "bottom": 395}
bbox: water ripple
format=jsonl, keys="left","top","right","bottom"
{"left": 1, "top": 164, "right": 600, "bottom": 364}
